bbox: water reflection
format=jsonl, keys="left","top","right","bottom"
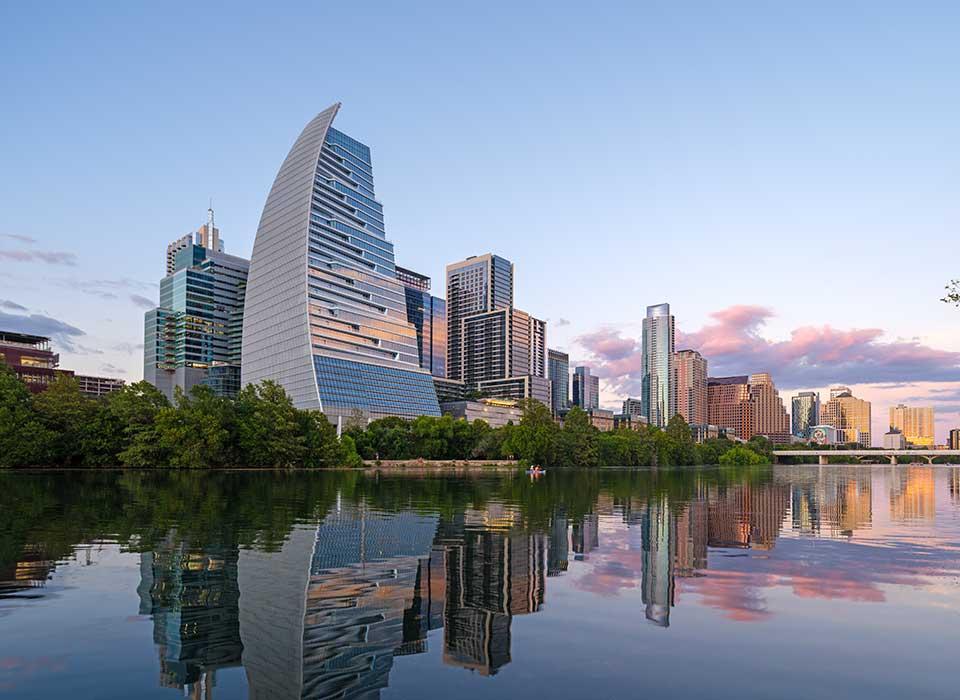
{"left": 2, "top": 466, "right": 960, "bottom": 699}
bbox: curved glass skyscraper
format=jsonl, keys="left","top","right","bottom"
{"left": 642, "top": 303, "right": 675, "bottom": 428}
{"left": 241, "top": 103, "right": 440, "bottom": 421}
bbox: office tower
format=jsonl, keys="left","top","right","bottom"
{"left": 642, "top": 303, "right": 675, "bottom": 427}
{"left": 791, "top": 391, "right": 820, "bottom": 439}
{"left": 888, "top": 404, "right": 935, "bottom": 447}
{"left": 622, "top": 397, "right": 644, "bottom": 418}
{"left": 144, "top": 208, "right": 249, "bottom": 401}
{"left": 445, "top": 254, "right": 514, "bottom": 382}
{"left": 820, "top": 388, "right": 872, "bottom": 447}
{"left": 572, "top": 366, "right": 600, "bottom": 410}
{"left": 396, "top": 266, "right": 447, "bottom": 378}
{"left": 460, "top": 308, "right": 546, "bottom": 382}
{"left": 950, "top": 428, "right": 960, "bottom": 450}
{"left": 138, "top": 535, "right": 243, "bottom": 694}
{"left": 241, "top": 104, "right": 440, "bottom": 421}
{"left": 707, "top": 373, "right": 790, "bottom": 442}
{"left": 548, "top": 349, "right": 570, "bottom": 415}
{"left": 673, "top": 349, "right": 707, "bottom": 426}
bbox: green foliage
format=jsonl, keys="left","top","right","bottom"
{"left": 718, "top": 445, "right": 767, "bottom": 466}
{"left": 0, "top": 369, "right": 780, "bottom": 470}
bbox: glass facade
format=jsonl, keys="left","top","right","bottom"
{"left": 642, "top": 303, "right": 675, "bottom": 428}
{"left": 313, "top": 356, "right": 441, "bottom": 419}
{"left": 791, "top": 391, "right": 820, "bottom": 439}
{"left": 144, "top": 238, "right": 249, "bottom": 401}
{"left": 548, "top": 349, "right": 569, "bottom": 415}
{"left": 242, "top": 104, "right": 440, "bottom": 420}
{"left": 397, "top": 267, "right": 447, "bottom": 379}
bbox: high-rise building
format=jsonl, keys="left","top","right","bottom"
{"left": 459, "top": 308, "right": 546, "bottom": 384}
{"left": 240, "top": 104, "right": 441, "bottom": 422}
{"left": 673, "top": 349, "right": 707, "bottom": 426}
{"left": 791, "top": 391, "right": 820, "bottom": 439}
{"left": 444, "top": 253, "right": 547, "bottom": 406}
{"left": 642, "top": 303, "right": 675, "bottom": 428}
{"left": 572, "top": 366, "right": 600, "bottom": 410}
{"left": 707, "top": 373, "right": 790, "bottom": 442}
{"left": 950, "top": 428, "right": 960, "bottom": 450}
{"left": 144, "top": 208, "right": 249, "bottom": 401}
{"left": 888, "top": 404, "right": 935, "bottom": 447}
{"left": 820, "top": 388, "right": 872, "bottom": 447}
{"left": 396, "top": 266, "right": 447, "bottom": 378}
{"left": 548, "top": 349, "right": 570, "bottom": 415}
{"left": 445, "top": 254, "right": 514, "bottom": 382}
{"left": 622, "top": 397, "right": 644, "bottom": 418}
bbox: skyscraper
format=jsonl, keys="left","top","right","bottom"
{"left": 707, "top": 373, "right": 790, "bottom": 442}
{"left": 446, "top": 254, "right": 514, "bottom": 382}
{"left": 791, "top": 391, "right": 820, "bottom": 439}
{"left": 888, "top": 404, "right": 935, "bottom": 447}
{"left": 642, "top": 303, "right": 675, "bottom": 427}
{"left": 622, "top": 397, "right": 644, "bottom": 418}
{"left": 241, "top": 104, "right": 440, "bottom": 421}
{"left": 949, "top": 428, "right": 960, "bottom": 449}
{"left": 396, "top": 266, "right": 447, "bottom": 378}
{"left": 820, "top": 388, "right": 872, "bottom": 447}
{"left": 548, "top": 349, "right": 570, "bottom": 415}
{"left": 572, "top": 366, "right": 600, "bottom": 410}
{"left": 673, "top": 349, "right": 707, "bottom": 426}
{"left": 144, "top": 208, "right": 249, "bottom": 401}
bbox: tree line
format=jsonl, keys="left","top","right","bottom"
{"left": 0, "top": 365, "right": 770, "bottom": 468}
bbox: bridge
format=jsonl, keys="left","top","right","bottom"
{"left": 774, "top": 450, "right": 960, "bottom": 465}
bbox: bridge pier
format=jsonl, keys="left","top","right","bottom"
{"left": 889, "top": 455, "right": 898, "bottom": 465}
{"left": 819, "top": 455, "right": 829, "bottom": 465}
{"left": 925, "top": 455, "right": 935, "bottom": 465}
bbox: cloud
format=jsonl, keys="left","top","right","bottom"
{"left": 0, "top": 299, "right": 28, "bottom": 312}
{"left": 1, "top": 233, "right": 37, "bottom": 244}
{"left": 112, "top": 341, "right": 144, "bottom": 355}
{"left": 578, "top": 305, "right": 960, "bottom": 395}
{"left": 0, "top": 249, "right": 77, "bottom": 265}
{"left": 129, "top": 294, "right": 155, "bottom": 309}
{"left": 100, "top": 363, "right": 127, "bottom": 375}
{"left": 55, "top": 278, "right": 155, "bottom": 302}
{"left": 0, "top": 310, "right": 85, "bottom": 351}
{"left": 555, "top": 317, "right": 571, "bottom": 327}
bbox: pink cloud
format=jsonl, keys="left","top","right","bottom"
{"left": 577, "top": 305, "right": 960, "bottom": 395}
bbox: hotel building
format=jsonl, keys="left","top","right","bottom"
{"left": 888, "top": 404, "right": 935, "bottom": 447}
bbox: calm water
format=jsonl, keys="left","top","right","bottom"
{"left": 1, "top": 466, "right": 958, "bottom": 699}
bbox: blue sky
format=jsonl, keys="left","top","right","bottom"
{"left": 1, "top": 1, "right": 959, "bottom": 441}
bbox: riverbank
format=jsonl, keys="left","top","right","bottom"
{"left": 362, "top": 459, "right": 519, "bottom": 475}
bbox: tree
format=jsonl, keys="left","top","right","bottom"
{"left": 234, "top": 381, "right": 306, "bottom": 467}
{"left": 556, "top": 406, "right": 599, "bottom": 467}
{"left": 31, "top": 374, "right": 98, "bottom": 466}
{"left": 664, "top": 414, "right": 697, "bottom": 466}
{"left": 719, "top": 445, "right": 766, "bottom": 466}
{"left": 151, "top": 386, "right": 237, "bottom": 468}
{"left": 942, "top": 280, "right": 960, "bottom": 306}
{"left": 0, "top": 365, "right": 51, "bottom": 467}
{"left": 504, "top": 399, "right": 558, "bottom": 466}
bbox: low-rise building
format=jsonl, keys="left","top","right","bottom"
{"left": 883, "top": 430, "right": 907, "bottom": 450}
{"left": 75, "top": 374, "right": 125, "bottom": 398}
{"left": 0, "top": 331, "right": 61, "bottom": 393}
{"left": 440, "top": 399, "right": 522, "bottom": 429}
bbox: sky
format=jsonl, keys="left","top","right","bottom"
{"left": 1, "top": 1, "right": 958, "bottom": 443}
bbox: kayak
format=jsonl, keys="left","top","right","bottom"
{"left": 526, "top": 469, "right": 547, "bottom": 475}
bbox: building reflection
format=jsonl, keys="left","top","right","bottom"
{"left": 888, "top": 467, "right": 935, "bottom": 521}
{"left": 137, "top": 532, "right": 243, "bottom": 699}
{"left": 112, "top": 466, "right": 955, "bottom": 697}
